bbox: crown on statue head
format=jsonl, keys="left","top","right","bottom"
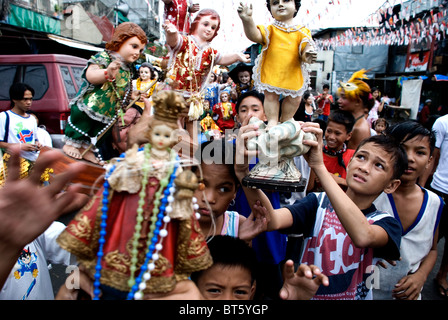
{"left": 152, "top": 90, "right": 187, "bottom": 123}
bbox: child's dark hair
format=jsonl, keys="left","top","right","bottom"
{"left": 193, "top": 139, "right": 239, "bottom": 186}
{"left": 328, "top": 109, "right": 355, "bottom": 133}
{"left": 9, "top": 82, "right": 34, "bottom": 107}
{"left": 190, "top": 235, "right": 258, "bottom": 285}
{"left": 139, "top": 62, "right": 157, "bottom": 80}
{"left": 385, "top": 120, "right": 436, "bottom": 156}
{"left": 235, "top": 90, "right": 265, "bottom": 114}
{"left": 355, "top": 134, "right": 408, "bottom": 180}
{"left": 266, "top": 0, "right": 301, "bottom": 17}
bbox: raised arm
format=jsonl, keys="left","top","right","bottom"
{"left": 237, "top": 3, "right": 263, "bottom": 44}
{"left": 162, "top": 20, "right": 180, "bottom": 49}
{"left": 301, "top": 122, "right": 399, "bottom": 249}
{"left": 218, "top": 52, "right": 250, "bottom": 67}
{"left": 234, "top": 118, "right": 293, "bottom": 231}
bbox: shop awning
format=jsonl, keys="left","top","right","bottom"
{"left": 47, "top": 34, "right": 103, "bottom": 52}
{"left": 9, "top": 4, "right": 60, "bottom": 34}
{"left": 434, "top": 74, "right": 448, "bottom": 81}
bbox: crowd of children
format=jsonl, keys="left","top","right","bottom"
{"left": 1, "top": 1, "right": 447, "bottom": 304}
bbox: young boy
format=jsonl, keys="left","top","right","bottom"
{"left": 316, "top": 84, "right": 334, "bottom": 122}
{"left": 190, "top": 235, "right": 328, "bottom": 300}
{"left": 190, "top": 235, "right": 258, "bottom": 300}
{"left": 307, "top": 109, "right": 355, "bottom": 192}
{"left": 0, "top": 83, "right": 42, "bottom": 185}
{"left": 236, "top": 121, "right": 406, "bottom": 300}
{"left": 0, "top": 83, "right": 41, "bottom": 162}
{"left": 372, "top": 121, "right": 443, "bottom": 300}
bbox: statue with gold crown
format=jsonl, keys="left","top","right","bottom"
{"left": 57, "top": 90, "right": 212, "bottom": 300}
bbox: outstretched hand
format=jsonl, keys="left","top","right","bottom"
{"left": 238, "top": 53, "right": 251, "bottom": 64}
{"left": 0, "top": 146, "right": 86, "bottom": 287}
{"left": 238, "top": 200, "right": 269, "bottom": 242}
{"left": 280, "top": 261, "right": 329, "bottom": 300}
{"left": 237, "top": 2, "right": 253, "bottom": 21}
{"left": 162, "top": 20, "right": 178, "bottom": 35}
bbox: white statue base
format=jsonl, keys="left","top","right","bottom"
{"left": 242, "top": 118, "right": 316, "bottom": 192}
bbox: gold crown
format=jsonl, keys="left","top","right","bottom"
{"left": 152, "top": 90, "right": 187, "bottom": 123}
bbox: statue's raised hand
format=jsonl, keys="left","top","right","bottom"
{"left": 237, "top": 2, "right": 253, "bottom": 21}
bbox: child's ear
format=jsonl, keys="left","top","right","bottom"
{"left": 249, "top": 280, "right": 257, "bottom": 299}
{"left": 426, "top": 155, "right": 434, "bottom": 169}
{"left": 383, "top": 178, "right": 401, "bottom": 194}
{"left": 345, "top": 132, "right": 353, "bottom": 142}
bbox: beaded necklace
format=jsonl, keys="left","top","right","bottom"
{"left": 92, "top": 144, "right": 178, "bottom": 300}
{"left": 273, "top": 19, "right": 301, "bottom": 33}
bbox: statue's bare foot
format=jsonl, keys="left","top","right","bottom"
{"left": 80, "top": 148, "right": 104, "bottom": 166}
{"left": 63, "top": 144, "right": 82, "bottom": 159}
{"left": 265, "top": 121, "right": 279, "bottom": 131}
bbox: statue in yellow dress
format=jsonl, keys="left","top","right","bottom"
{"left": 238, "top": 0, "right": 317, "bottom": 129}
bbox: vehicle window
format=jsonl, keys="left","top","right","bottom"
{"left": 71, "top": 66, "right": 84, "bottom": 89}
{"left": 23, "top": 65, "right": 48, "bottom": 100}
{"left": 0, "top": 66, "right": 17, "bottom": 100}
{"left": 0, "top": 65, "right": 48, "bottom": 101}
{"left": 60, "top": 66, "right": 77, "bottom": 99}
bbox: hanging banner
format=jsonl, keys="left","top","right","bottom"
{"left": 401, "top": 79, "right": 423, "bottom": 120}
{"left": 405, "top": 51, "right": 430, "bottom": 72}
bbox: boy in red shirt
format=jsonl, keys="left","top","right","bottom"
{"left": 316, "top": 84, "right": 334, "bottom": 122}
{"left": 307, "top": 109, "right": 355, "bottom": 192}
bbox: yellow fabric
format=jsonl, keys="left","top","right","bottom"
{"left": 255, "top": 24, "right": 313, "bottom": 94}
{"left": 134, "top": 79, "right": 157, "bottom": 109}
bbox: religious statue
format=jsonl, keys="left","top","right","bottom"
{"left": 57, "top": 91, "right": 212, "bottom": 300}
{"left": 242, "top": 117, "right": 316, "bottom": 192}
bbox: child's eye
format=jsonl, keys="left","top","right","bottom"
{"left": 206, "top": 288, "right": 221, "bottom": 294}
{"left": 235, "top": 289, "right": 249, "bottom": 296}
{"left": 375, "top": 163, "right": 384, "bottom": 169}
{"left": 219, "top": 187, "right": 228, "bottom": 193}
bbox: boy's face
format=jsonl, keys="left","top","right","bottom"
{"left": 194, "top": 163, "right": 237, "bottom": 223}
{"left": 12, "top": 90, "right": 33, "bottom": 114}
{"left": 236, "top": 96, "right": 267, "bottom": 124}
{"left": 346, "top": 142, "right": 399, "bottom": 196}
{"left": 238, "top": 71, "right": 251, "bottom": 85}
{"left": 400, "top": 135, "right": 432, "bottom": 183}
{"left": 337, "top": 90, "right": 358, "bottom": 113}
{"left": 196, "top": 264, "right": 255, "bottom": 300}
{"left": 117, "top": 36, "right": 145, "bottom": 63}
{"left": 325, "top": 121, "right": 351, "bottom": 151}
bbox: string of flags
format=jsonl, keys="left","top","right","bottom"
{"left": 314, "top": 1, "right": 448, "bottom": 50}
